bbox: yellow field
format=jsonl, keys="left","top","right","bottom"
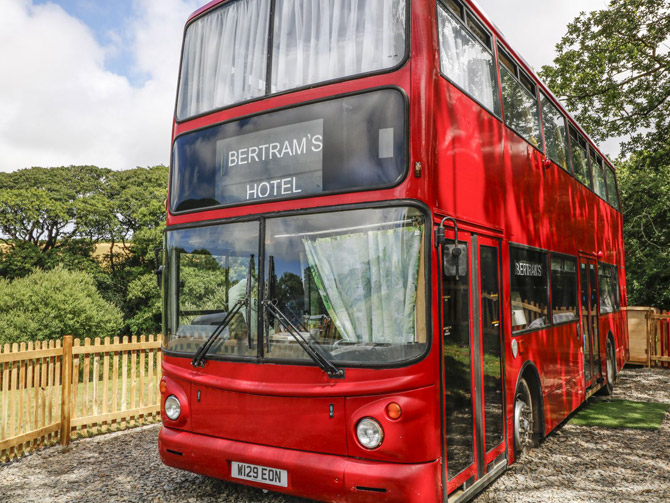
{"left": 0, "top": 242, "right": 130, "bottom": 260}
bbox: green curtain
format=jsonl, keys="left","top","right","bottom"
{"left": 302, "top": 225, "right": 422, "bottom": 344}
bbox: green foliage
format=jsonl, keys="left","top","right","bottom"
{"left": 539, "top": 0, "right": 670, "bottom": 152}
{"left": 617, "top": 148, "right": 670, "bottom": 309}
{"left": 125, "top": 272, "right": 162, "bottom": 336}
{"left": 0, "top": 266, "right": 123, "bottom": 344}
{"left": 0, "top": 166, "right": 110, "bottom": 251}
{"left": 0, "top": 165, "right": 168, "bottom": 341}
{"left": 541, "top": 0, "right": 670, "bottom": 309}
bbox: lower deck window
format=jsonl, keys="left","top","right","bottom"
{"left": 599, "top": 263, "right": 620, "bottom": 314}
{"left": 510, "top": 246, "right": 549, "bottom": 333}
{"left": 551, "top": 255, "right": 578, "bottom": 323}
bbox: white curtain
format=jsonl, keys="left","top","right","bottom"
{"left": 302, "top": 225, "right": 422, "bottom": 344}
{"left": 177, "top": 0, "right": 271, "bottom": 119}
{"left": 437, "top": 5, "right": 498, "bottom": 114}
{"left": 272, "top": 0, "right": 406, "bottom": 92}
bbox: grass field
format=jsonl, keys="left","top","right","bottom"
{"left": 570, "top": 399, "right": 670, "bottom": 430}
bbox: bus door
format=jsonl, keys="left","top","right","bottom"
{"left": 440, "top": 230, "right": 507, "bottom": 497}
{"left": 579, "top": 258, "right": 601, "bottom": 389}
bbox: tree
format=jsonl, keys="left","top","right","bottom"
{"left": 0, "top": 266, "right": 123, "bottom": 344}
{"left": 0, "top": 165, "right": 169, "bottom": 338}
{"left": 541, "top": 0, "right": 670, "bottom": 309}
{"left": 617, "top": 147, "right": 670, "bottom": 309}
{"left": 539, "top": 0, "right": 670, "bottom": 152}
{"left": 0, "top": 166, "right": 110, "bottom": 252}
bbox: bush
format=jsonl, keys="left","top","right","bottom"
{"left": 0, "top": 265, "right": 123, "bottom": 344}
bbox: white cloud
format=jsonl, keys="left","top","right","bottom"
{"left": 0, "top": 0, "right": 200, "bottom": 172}
{"left": 474, "top": 0, "right": 610, "bottom": 72}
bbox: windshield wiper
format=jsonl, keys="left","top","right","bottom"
{"left": 190, "top": 299, "right": 246, "bottom": 368}
{"left": 191, "top": 256, "right": 254, "bottom": 368}
{"left": 263, "top": 299, "right": 344, "bottom": 379}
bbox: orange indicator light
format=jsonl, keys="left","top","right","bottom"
{"left": 386, "top": 402, "right": 402, "bottom": 420}
{"left": 160, "top": 379, "right": 167, "bottom": 394}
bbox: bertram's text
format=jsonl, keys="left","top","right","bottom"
{"left": 228, "top": 134, "right": 323, "bottom": 168}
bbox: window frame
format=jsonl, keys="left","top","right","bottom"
{"left": 590, "top": 148, "right": 608, "bottom": 201}
{"left": 548, "top": 251, "right": 579, "bottom": 327}
{"left": 509, "top": 243, "right": 551, "bottom": 336}
{"left": 497, "top": 44, "right": 544, "bottom": 153}
{"left": 568, "top": 125, "right": 593, "bottom": 190}
{"left": 598, "top": 261, "right": 621, "bottom": 314}
{"left": 175, "top": 0, "right": 412, "bottom": 123}
{"left": 539, "top": 91, "right": 570, "bottom": 173}
{"left": 162, "top": 199, "right": 434, "bottom": 370}
{"left": 169, "top": 86, "right": 410, "bottom": 215}
{"left": 436, "top": 0, "right": 503, "bottom": 120}
{"left": 604, "top": 164, "right": 621, "bottom": 211}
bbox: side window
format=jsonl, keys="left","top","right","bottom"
{"left": 598, "top": 263, "right": 619, "bottom": 314}
{"left": 498, "top": 48, "right": 542, "bottom": 149}
{"left": 510, "top": 246, "right": 549, "bottom": 333}
{"left": 569, "top": 126, "right": 592, "bottom": 189}
{"left": 591, "top": 151, "right": 607, "bottom": 200}
{"left": 604, "top": 166, "right": 620, "bottom": 210}
{"left": 540, "top": 93, "right": 569, "bottom": 171}
{"left": 550, "top": 255, "right": 578, "bottom": 324}
{"left": 437, "top": 0, "right": 501, "bottom": 116}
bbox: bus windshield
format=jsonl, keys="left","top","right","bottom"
{"left": 176, "top": 0, "right": 407, "bottom": 120}
{"left": 164, "top": 206, "right": 428, "bottom": 366}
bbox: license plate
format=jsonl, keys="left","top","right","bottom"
{"left": 231, "top": 461, "right": 288, "bottom": 488}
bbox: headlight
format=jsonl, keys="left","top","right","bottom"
{"left": 356, "top": 417, "right": 384, "bottom": 449}
{"left": 165, "top": 395, "right": 181, "bottom": 421}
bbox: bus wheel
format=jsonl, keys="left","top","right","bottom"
{"left": 601, "top": 339, "right": 616, "bottom": 396}
{"left": 514, "top": 378, "right": 534, "bottom": 455}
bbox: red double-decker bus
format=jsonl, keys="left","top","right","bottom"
{"left": 158, "top": 1, "right": 629, "bottom": 501}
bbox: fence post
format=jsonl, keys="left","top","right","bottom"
{"left": 60, "top": 335, "right": 73, "bottom": 447}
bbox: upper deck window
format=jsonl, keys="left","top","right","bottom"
{"left": 498, "top": 48, "right": 542, "bottom": 149}
{"left": 540, "top": 93, "right": 569, "bottom": 171}
{"left": 177, "top": 0, "right": 271, "bottom": 120}
{"left": 591, "top": 151, "right": 607, "bottom": 200}
{"left": 271, "top": 0, "right": 406, "bottom": 93}
{"left": 177, "top": 0, "right": 407, "bottom": 120}
{"left": 437, "top": 0, "right": 501, "bottom": 116}
{"left": 569, "top": 127, "right": 592, "bottom": 189}
{"left": 604, "top": 165, "right": 620, "bottom": 210}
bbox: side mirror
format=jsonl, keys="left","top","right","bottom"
{"left": 154, "top": 247, "right": 164, "bottom": 290}
{"left": 443, "top": 244, "right": 467, "bottom": 279}
{"left": 435, "top": 216, "right": 466, "bottom": 280}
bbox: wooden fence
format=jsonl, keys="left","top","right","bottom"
{"left": 650, "top": 310, "right": 670, "bottom": 368}
{"left": 0, "top": 334, "right": 162, "bottom": 462}
{"left": 625, "top": 307, "right": 670, "bottom": 368}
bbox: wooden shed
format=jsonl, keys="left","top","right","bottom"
{"left": 625, "top": 307, "right": 654, "bottom": 365}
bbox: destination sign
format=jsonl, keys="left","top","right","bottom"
{"left": 216, "top": 119, "right": 324, "bottom": 203}
{"left": 170, "top": 89, "right": 407, "bottom": 213}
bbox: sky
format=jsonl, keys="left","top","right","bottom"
{"left": 0, "top": 0, "right": 616, "bottom": 173}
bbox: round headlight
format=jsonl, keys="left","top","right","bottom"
{"left": 165, "top": 395, "right": 181, "bottom": 421}
{"left": 356, "top": 417, "right": 384, "bottom": 449}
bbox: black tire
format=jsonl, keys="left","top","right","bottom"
{"left": 514, "top": 378, "right": 535, "bottom": 455}
{"left": 601, "top": 338, "right": 616, "bottom": 396}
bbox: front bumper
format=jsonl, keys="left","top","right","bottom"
{"left": 159, "top": 426, "right": 442, "bottom": 503}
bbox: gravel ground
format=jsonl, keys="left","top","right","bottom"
{"left": 476, "top": 367, "right": 670, "bottom": 503}
{"left": 0, "top": 367, "right": 667, "bottom": 503}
